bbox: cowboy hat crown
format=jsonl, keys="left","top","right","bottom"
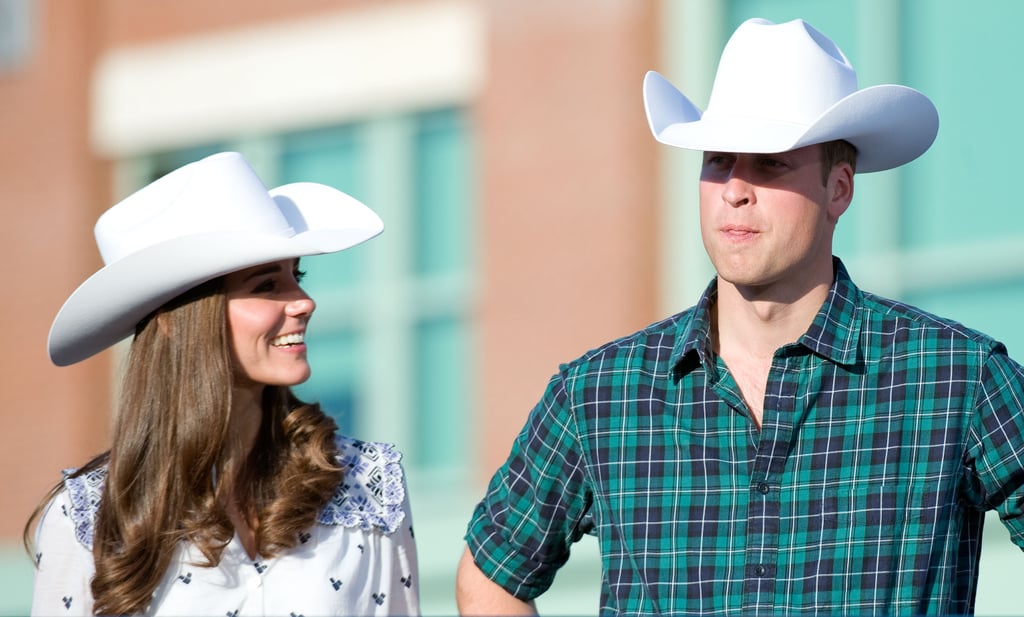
{"left": 48, "top": 151, "right": 383, "bottom": 366}
{"left": 643, "top": 17, "right": 939, "bottom": 172}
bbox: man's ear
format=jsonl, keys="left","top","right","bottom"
{"left": 826, "top": 162, "right": 854, "bottom": 222}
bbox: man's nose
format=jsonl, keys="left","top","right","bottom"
{"left": 721, "top": 171, "right": 754, "bottom": 207}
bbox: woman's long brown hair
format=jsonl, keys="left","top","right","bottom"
{"left": 25, "top": 277, "right": 344, "bottom": 615}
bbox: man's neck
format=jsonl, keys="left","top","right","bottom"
{"left": 712, "top": 277, "right": 831, "bottom": 360}
{"left": 710, "top": 277, "right": 832, "bottom": 429}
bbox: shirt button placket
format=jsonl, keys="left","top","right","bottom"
{"left": 742, "top": 354, "right": 800, "bottom": 613}
{"left": 244, "top": 560, "right": 265, "bottom": 614}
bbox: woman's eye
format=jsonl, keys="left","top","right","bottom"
{"left": 253, "top": 279, "right": 276, "bottom": 293}
{"left": 294, "top": 269, "right": 307, "bottom": 283}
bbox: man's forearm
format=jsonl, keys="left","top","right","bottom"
{"left": 456, "top": 546, "right": 538, "bottom": 616}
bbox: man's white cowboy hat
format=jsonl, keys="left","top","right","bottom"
{"left": 48, "top": 151, "right": 384, "bottom": 366}
{"left": 643, "top": 18, "right": 939, "bottom": 172}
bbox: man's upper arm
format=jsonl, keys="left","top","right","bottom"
{"left": 967, "top": 349, "right": 1024, "bottom": 549}
{"left": 463, "top": 371, "right": 591, "bottom": 600}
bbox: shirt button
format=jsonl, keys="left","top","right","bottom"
{"left": 756, "top": 482, "right": 770, "bottom": 494}
{"left": 754, "top": 564, "right": 767, "bottom": 576}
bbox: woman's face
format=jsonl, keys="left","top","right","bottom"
{"left": 223, "top": 258, "right": 316, "bottom": 392}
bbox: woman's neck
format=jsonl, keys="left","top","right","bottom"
{"left": 226, "top": 385, "right": 264, "bottom": 464}
{"left": 222, "top": 385, "right": 265, "bottom": 559}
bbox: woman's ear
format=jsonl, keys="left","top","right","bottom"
{"left": 153, "top": 310, "right": 174, "bottom": 338}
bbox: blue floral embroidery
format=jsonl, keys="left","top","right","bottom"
{"left": 63, "top": 467, "right": 105, "bottom": 550}
{"left": 349, "top": 495, "right": 372, "bottom": 512}
{"left": 317, "top": 436, "right": 407, "bottom": 535}
{"left": 61, "top": 434, "right": 407, "bottom": 549}
{"left": 341, "top": 453, "right": 369, "bottom": 476}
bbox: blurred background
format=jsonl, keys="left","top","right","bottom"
{"left": 2, "top": 0, "right": 1022, "bottom": 614}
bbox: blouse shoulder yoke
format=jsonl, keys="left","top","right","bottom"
{"left": 317, "top": 435, "right": 407, "bottom": 535}
{"left": 62, "top": 434, "right": 408, "bottom": 550}
{"left": 62, "top": 465, "right": 106, "bottom": 551}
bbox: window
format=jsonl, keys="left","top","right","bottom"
{"left": 0, "top": 0, "right": 32, "bottom": 73}
{"left": 128, "top": 108, "right": 474, "bottom": 475}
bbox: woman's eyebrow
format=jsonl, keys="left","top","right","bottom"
{"left": 242, "top": 264, "right": 282, "bottom": 282}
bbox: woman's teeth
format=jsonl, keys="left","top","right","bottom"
{"left": 271, "top": 332, "right": 304, "bottom": 347}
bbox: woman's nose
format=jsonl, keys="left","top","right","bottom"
{"left": 286, "top": 290, "right": 316, "bottom": 317}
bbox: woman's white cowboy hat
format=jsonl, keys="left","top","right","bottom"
{"left": 643, "top": 18, "right": 939, "bottom": 172}
{"left": 48, "top": 151, "right": 384, "bottom": 366}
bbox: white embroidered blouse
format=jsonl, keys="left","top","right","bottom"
{"left": 31, "top": 436, "right": 420, "bottom": 616}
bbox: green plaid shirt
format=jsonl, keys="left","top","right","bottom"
{"left": 466, "top": 259, "right": 1024, "bottom": 615}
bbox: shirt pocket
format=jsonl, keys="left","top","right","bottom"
{"left": 823, "top": 483, "right": 939, "bottom": 541}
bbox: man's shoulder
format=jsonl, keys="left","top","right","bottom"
{"left": 859, "top": 290, "right": 1004, "bottom": 351}
{"left": 558, "top": 309, "right": 695, "bottom": 376}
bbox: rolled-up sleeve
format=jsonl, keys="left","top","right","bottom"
{"left": 965, "top": 348, "right": 1024, "bottom": 550}
{"left": 464, "top": 371, "right": 592, "bottom": 600}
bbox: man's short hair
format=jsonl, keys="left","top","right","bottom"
{"left": 820, "top": 139, "right": 858, "bottom": 185}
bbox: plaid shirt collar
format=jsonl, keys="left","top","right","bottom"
{"left": 672, "top": 257, "right": 863, "bottom": 376}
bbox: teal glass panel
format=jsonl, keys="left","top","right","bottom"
{"left": 412, "top": 314, "right": 468, "bottom": 469}
{"left": 412, "top": 108, "right": 471, "bottom": 276}
{"left": 279, "top": 125, "right": 363, "bottom": 196}
{"left": 294, "top": 328, "right": 362, "bottom": 437}
{"left": 899, "top": 1, "right": 1024, "bottom": 248}
{"left": 149, "top": 143, "right": 227, "bottom": 182}
{"left": 279, "top": 125, "right": 369, "bottom": 290}
{"left": 725, "top": 0, "right": 856, "bottom": 41}
{"left": 905, "top": 279, "right": 1024, "bottom": 360}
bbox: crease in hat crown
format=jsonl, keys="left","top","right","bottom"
{"left": 96, "top": 153, "right": 297, "bottom": 265}
{"left": 48, "top": 151, "right": 384, "bottom": 366}
{"left": 642, "top": 17, "right": 939, "bottom": 172}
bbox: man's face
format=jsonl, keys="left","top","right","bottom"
{"left": 698, "top": 144, "right": 851, "bottom": 296}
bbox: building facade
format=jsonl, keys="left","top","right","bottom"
{"left": 1, "top": 0, "right": 1021, "bottom": 613}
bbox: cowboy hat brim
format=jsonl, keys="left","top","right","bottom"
{"left": 48, "top": 183, "right": 383, "bottom": 366}
{"left": 643, "top": 70, "right": 939, "bottom": 173}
